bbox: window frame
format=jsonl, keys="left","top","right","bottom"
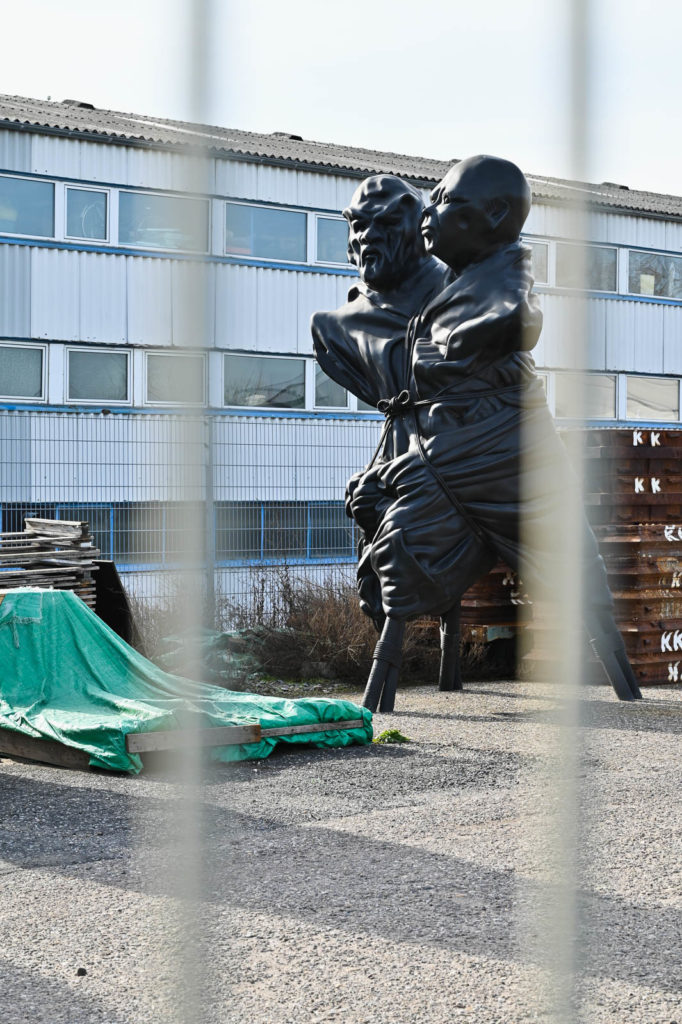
{"left": 65, "top": 346, "right": 132, "bottom": 406}
{"left": 0, "top": 172, "right": 55, "bottom": 240}
{"left": 224, "top": 199, "right": 309, "bottom": 264}
{"left": 0, "top": 341, "right": 47, "bottom": 402}
{"left": 117, "top": 188, "right": 211, "bottom": 255}
{"left": 625, "top": 374, "right": 681, "bottom": 423}
{"left": 554, "top": 240, "right": 619, "bottom": 294}
{"left": 522, "top": 237, "right": 550, "bottom": 285}
{"left": 144, "top": 350, "right": 207, "bottom": 407}
{"left": 215, "top": 499, "right": 356, "bottom": 566}
{"left": 625, "top": 248, "right": 682, "bottom": 302}
{"left": 553, "top": 370, "right": 618, "bottom": 421}
{"left": 314, "top": 213, "right": 350, "bottom": 267}
{"left": 64, "top": 184, "right": 110, "bottom": 243}
{"left": 313, "top": 362, "right": 350, "bottom": 411}
{"left": 223, "top": 351, "right": 307, "bottom": 411}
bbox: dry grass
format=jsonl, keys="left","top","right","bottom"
{"left": 127, "top": 567, "right": 514, "bottom": 687}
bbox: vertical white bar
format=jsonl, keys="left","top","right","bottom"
{"left": 520, "top": 2, "right": 592, "bottom": 1020}
{"left": 164, "top": 4, "right": 214, "bottom": 1023}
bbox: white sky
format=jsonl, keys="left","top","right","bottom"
{"left": 4, "top": 0, "right": 681, "bottom": 196}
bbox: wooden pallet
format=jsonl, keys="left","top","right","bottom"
{"left": 0, "top": 719, "right": 366, "bottom": 771}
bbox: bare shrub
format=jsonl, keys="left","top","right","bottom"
{"left": 218, "top": 566, "right": 510, "bottom": 685}
{"left": 127, "top": 567, "right": 514, "bottom": 687}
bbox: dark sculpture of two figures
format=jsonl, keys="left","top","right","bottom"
{"left": 312, "top": 156, "right": 642, "bottom": 711}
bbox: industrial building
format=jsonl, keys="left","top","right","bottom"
{"left": 0, "top": 94, "right": 680, "bottom": 611}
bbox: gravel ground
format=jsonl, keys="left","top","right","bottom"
{"left": 1, "top": 679, "right": 682, "bottom": 1024}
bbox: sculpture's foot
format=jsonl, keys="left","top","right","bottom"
{"left": 438, "top": 607, "right": 462, "bottom": 691}
{"left": 589, "top": 623, "right": 642, "bottom": 701}
{"left": 362, "top": 619, "right": 405, "bottom": 713}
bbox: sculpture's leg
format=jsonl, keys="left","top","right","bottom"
{"left": 379, "top": 665, "right": 401, "bottom": 713}
{"left": 587, "top": 613, "right": 642, "bottom": 701}
{"left": 362, "top": 618, "right": 405, "bottom": 713}
{"left": 438, "top": 606, "right": 462, "bottom": 691}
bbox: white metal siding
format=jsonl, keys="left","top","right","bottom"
{"left": 215, "top": 263, "right": 257, "bottom": 349}
{"left": 127, "top": 257, "right": 173, "bottom": 345}
{"left": 605, "top": 300, "right": 664, "bottom": 374}
{"left": 662, "top": 306, "right": 682, "bottom": 375}
{"left": 215, "top": 158, "right": 358, "bottom": 212}
{"left": 77, "top": 139, "right": 129, "bottom": 183}
{"left": 0, "top": 128, "right": 31, "bottom": 173}
{"left": 256, "top": 268, "right": 298, "bottom": 351}
{"left": 214, "top": 414, "right": 380, "bottom": 501}
{"left": 0, "top": 245, "right": 31, "bottom": 336}
{"left": 80, "top": 252, "right": 127, "bottom": 342}
{"left": 170, "top": 261, "right": 216, "bottom": 347}
{"left": 296, "top": 273, "right": 342, "bottom": 354}
{"left": 30, "top": 247, "right": 80, "bottom": 340}
{"left": 31, "top": 134, "right": 83, "bottom": 179}
{"left": 0, "top": 412, "right": 205, "bottom": 502}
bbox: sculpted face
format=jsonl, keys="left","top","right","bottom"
{"left": 344, "top": 175, "right": 426, "bottom": 292}
{"left": 421, "top": 155, "right": 531, "bottom": 273}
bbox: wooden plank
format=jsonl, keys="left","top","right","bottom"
{"left": 260, "top": 718, "right": 365, "bottom": 738}
{"left": 0, "top": 728, "right": 91, "bottom": 770}
{"left": 126, "top": 717, "right": 366, "bottom": 753}
{"left": 24, "top": 518, "right": 90, "bottom": 540}
{"left": 125, "top": 723, "right": 262, "bottom": 753}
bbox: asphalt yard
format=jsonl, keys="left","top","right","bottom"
{"left": 1, "top": 680, "right": 681, "bottom": 1024}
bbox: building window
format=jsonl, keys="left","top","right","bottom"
{"left": 225, "top": 202, "right": 307, "bottom": 262}
{"left": 119, "top": 191, "right": 209, "bottom": 252}
{"left": 626, "top": 376, "right": 679, "bottom": 422}
{"left": 263, "top": 503, "right": 307, "bottom": 557}
{"left": 215, "top": 501, "right": 354, "bottom": 562}
{"left": 67, "top": 349, "right": 129, "bottom": 403}
{"left": 555, "top": 372, "right": 616, "bottom": 419}
{"left": 527, "top": 241, "right": 549, "bottom": 284}
{"left": 0, "top": 175, "right": 54, "bottom": 237}
{"left": 216, "top": 503, "right": 262, "bottom": 560}
{"left": 224, "top": 353, "right": 305, "bottom": 409}
{"left": 309, "top": 503, "right": 353, "bottom": 557}
{"left": 314, "top": 364, "right": 348, "bottom": 408}
{"left": 628, "top": 251, "right": 682, "bottom": 300}
{"left": 316, "top": 216, "right": 349, "bottom": 264}
{"left": 556, "top": 243, "right": 617, "bottom": 292}
{"left": 66, "top": 187, "right": 107, "bottom": 241}
{"left": 0, "top": 344, "right": 44, "bottom": 399}
{"left": 146, "top": 352, "right": 205, "bottom": 405}
{"left": 357, "top": 398, "right": 377, "bottom": 412}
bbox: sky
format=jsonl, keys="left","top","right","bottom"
{"left": 3, "top": 0, "right": 681, "bottom": 196}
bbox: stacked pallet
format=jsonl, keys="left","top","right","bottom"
{"left": 459, "top": 427, "right": 682, "bottom": 686}
{"left": 0, "top": 518, "right": 100, "bottom": 608}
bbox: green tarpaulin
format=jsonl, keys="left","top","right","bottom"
{"left": 0, "top": 589, "right": 372, "bottom": 773}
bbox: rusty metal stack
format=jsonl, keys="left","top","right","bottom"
{"left": 459, "top": 426, "right": 682, "bottom": 687}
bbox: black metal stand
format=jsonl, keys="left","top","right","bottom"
{"left": 362, "top": 618, "right": 405, "bottom": 713}
{"left": 588, "top": 618, "right": 642, "bottom": 701}
{"left": 438, "top": 606, "right": 463, "bottom": 691}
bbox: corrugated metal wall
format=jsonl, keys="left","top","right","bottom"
{"left": 0, "top": 410, "right": 380, "bottom": 504}
{"left": 215, "top": 414, "right": 380, "bottom": 502}
{"left": 0, "top": 128, "right": 680, "bottom": 376}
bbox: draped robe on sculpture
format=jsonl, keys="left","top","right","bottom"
{"left": 313, "top": 243, "right": 614, "bottom": 625}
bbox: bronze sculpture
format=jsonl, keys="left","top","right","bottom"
{"left": 312, "top": 156, "right": 642, "bottom": 711}
{"left": 312, "top": 175, "right": 450, "bottom": 624}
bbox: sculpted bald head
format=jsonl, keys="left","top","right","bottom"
{"left": 343, "top": 174, "right": 428, "bottom": 292}
{"left": 421, "top": 155, "right": 531, "bottom": 273}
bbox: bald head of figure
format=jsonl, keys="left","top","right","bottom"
{"left": 343, "top": 174, "right": 428, "bottom": 292}
{"left": 421, "top": 155, "right": 532, "bottom": 273}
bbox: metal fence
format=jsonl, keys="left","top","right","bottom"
{"left": 0, "top": 407, "right": 381, "bottom": 626}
